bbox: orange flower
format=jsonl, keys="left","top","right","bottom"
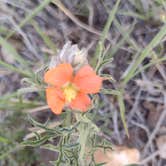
{"left": 44, "top": 63, "right": 102, "bottom": 114}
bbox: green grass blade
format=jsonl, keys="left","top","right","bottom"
{"left": 114, "top": 19, "right": 139, "bottom": 51}
{"left": 134, "top": 57, "right": 166, "bottom": 77}
{"left": 0, "top": 144, "right": 23, "bottom": 160}
{"left": 100, "top": 0, "right": 121, "bottom": 45}
{"left": 31, "top": 20, "right": 57, "bottom": 54}
{"left": 93, "top": 0, "right": 121, "bottom": 68}
{"left": 117, "top": 92, "right": 129, "bottom": 137}
{"left": 123, "top": 24, "right": 166, "bottom": 84}
{"left": 6, "top": 0, "right": 52, "bottom": 39}
{"left": 101, "top": 88, "right": 129, "bottom": 136}
{"left": 0, "top": 136, "right": 10, "bottom": 144}
{"left": 108, "top": 21, "right": 136, "bottom": 58}
{"left": 118, "top": 10, "right": 146, "bottom": 20}
{"left": 0, "top": 36, "right": 29, "bottom": 67}
{"left": 0, "top": 26, "right": 12, "bottom": 35}
{"left": 0, "top": 60, "right": 31, "bottom": 77}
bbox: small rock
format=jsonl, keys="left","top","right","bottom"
{"left": 156, "top": 135, "right": 166, "bottom": 159}
{"left": 93, "top": 146, "right": 140, "bottom": 166}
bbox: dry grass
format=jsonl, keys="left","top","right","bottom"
{"left": 0, "top": 0, "right": 166, "bottom": 165}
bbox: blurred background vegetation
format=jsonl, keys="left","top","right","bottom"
{"left": 0, "top": 0, "right": 166, "bottom": 165}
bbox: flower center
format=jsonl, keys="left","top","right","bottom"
{"left": 63, "top": 83, "right": 78, "bottom": 103}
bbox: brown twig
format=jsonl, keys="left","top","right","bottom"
{"left": 142, "top": 93, "right": 166, "bottom": 157}
{"left": 51, "top": 0, "right": 108, "bottom": 39}
{"left": 23, "top": 105, "right": 49, "bottom": 113}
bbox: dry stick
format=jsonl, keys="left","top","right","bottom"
{"left": 137, "top": 65, "right": 161, "bottom": 161}
{"left": 141, "top": 40, "right": 166, "bottom": 82}
{"left": 23, "top": 105, "right": 49, "bottom": 113}
{"left": 135, "top": 106, "right": 145, "bottom": 123}
{"left": 131, "top": 120, "right": 150, "bottom": 138}
{"left": 142, "top": 35, "right": 166, "bottom": 82}
{"left": 152, "top": 53, "right": 166, "bottom": 82}
{"left": 8, "top": 17, "right": 40, "bottom": 59}
{"left": 131, "top": 120, "right": 155, "bottom": 147}
{"left": 113, "top": 108, "right": 122, "bottom": 144}
{"left": 131, "top": 95, "right": 164, "bottom": 104}
{"left": 139, "top": 150, "right": 160, "bottom": 165}
{"left": 131, "top": 120, "right": 157, "bottom": 163}
{"left": 51, "top": 0, "right": 106, "bottom": 39}
{"left": 127, "top": 88, "right": 142, "bottom": 124}
{"left": 137, "top": 65, "right": 164, "bottom": 162}
{"left": 142, "top": 92, "right": 166, "bottom": 157}
{"left": 87, "top": 0, "right": 94, "bottom": 27}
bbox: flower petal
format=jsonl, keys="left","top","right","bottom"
{"left": 70, "top": 93, "right": 91, "bottom": 112}
{"left": 73, "top": 65, "right": 102, "bottom": 94}
{"left": 44, "top": 63, "right": 73, "bottom": 87}
{"left": 46, "top": 87, "right": 65, "bottom": 114}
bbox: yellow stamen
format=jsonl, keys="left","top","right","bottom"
{"left": 63, "top": 84, "right": 78, "bottom": 102}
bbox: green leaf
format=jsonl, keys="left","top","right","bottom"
{"left": 101, "top": 88, "right": 121, "bottom": 96}
{"left": 41, "top": 143, "right": 59, "bottom": 152}
{"left": 22, "top": 134, "right": 54, "bottom": 147}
